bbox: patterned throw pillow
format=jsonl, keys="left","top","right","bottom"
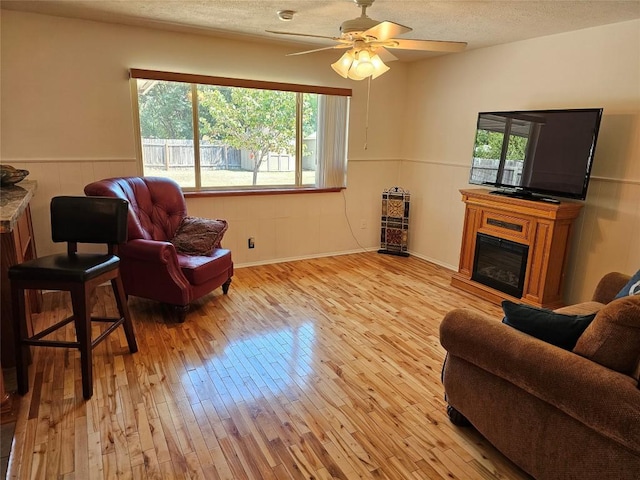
{"left": 615, "top": 269, "right": 640, "bottom": 298}
{"left": 170, "top": 216, "right": 228, "bottom": 256}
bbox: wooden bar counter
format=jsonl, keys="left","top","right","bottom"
{"left": 1, "top": 180, "right": 42, "bottom": 367}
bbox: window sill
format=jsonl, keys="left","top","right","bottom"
{"left": 183, "top": 187, "right": 344, "bottom": 198}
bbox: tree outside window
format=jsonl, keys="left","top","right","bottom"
{"left": 133, "top": 74, "right": 345, "bottom": 191}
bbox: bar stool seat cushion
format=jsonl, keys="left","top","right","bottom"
{"left": 9, "top": 254, "right": 120, "bottom": 283}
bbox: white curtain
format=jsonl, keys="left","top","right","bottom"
{"left": 316, "top": 95, "right": 350, "bottom": 188}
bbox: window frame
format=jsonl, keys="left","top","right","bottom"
{"left": 130, "top": 69, "right": 351, "bottom": 194}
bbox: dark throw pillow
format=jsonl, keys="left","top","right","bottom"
{"left": 501, "top": 300, "right": 596, "bottom": 350}
{"left": 615, "top": 269, "right": 640, "bottom": 299}
{"left": 170, "top": 216, "right": 228, "bottom": 256}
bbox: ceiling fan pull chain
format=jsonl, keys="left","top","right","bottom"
{"left": 364, "top": 76, "right": 371, "bottom": 150}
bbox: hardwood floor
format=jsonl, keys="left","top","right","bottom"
{"left": 5, "top": 253, "right": 531, "bottom": 479}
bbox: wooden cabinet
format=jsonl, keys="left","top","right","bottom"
{"left": 451, "top": 189, "right": 583, "bottom": 309}
{"left": 1, "top": 181, "right": 42, "bottom": 367}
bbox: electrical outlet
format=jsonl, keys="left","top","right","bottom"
{"left": 359, "top": 219, "right": 367, "bottom": 229}
{"left": 248, "top": 237, "right": 255, "bottom": 249}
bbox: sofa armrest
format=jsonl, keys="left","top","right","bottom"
{"left": 440, "top": 309, "right": 640, "bottom": 452}
{"left": 592, "top": 272, "right": 631, "bottom": 304}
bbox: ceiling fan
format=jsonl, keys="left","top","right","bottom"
{"left": 267, "top": 0, "right": 467, "bottom": 80}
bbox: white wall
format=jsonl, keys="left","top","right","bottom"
{"left": 1, "top": 10, "right": 407, "bottom": 265}
{"left": 400, "top": 20, "right": 640, "bottom": 303}
{"left": 2, "top": 10, "right": 638, "bottom": 303}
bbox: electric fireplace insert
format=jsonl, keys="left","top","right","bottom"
{"left": 472, "top": 233, "right": 529, "bottom": 298}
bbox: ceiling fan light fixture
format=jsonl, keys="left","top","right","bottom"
{"left": 330, "top": 47, "right": 391, "bottom": 81}
{"left": 331, "top": 51, "right": 355, "bottom": 78}
{"left": 370, "top": 53, "right": 390, "bottom": 79}
{"left": 347, "top": 66, "right": 367, "bottom": 81}
{"left": 353, "top": 50, "right": 374, "bottom": 77}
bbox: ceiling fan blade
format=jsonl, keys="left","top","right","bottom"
{"left": 374, "top": 47, "right": 398, "bottom": 63}
{"left": 387, "top": 38, "right": 467, "bottom": 52}
{"left": 266, "top": 30, "right": 342, "bottom": 42}
{"left": 363, "top": 21, "right": 412, "bottom": 41}
{"left": 287, "top": 45, "right": 351, "bottom": 56}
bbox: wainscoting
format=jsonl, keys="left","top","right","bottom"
{"left": 9, "top": 157, "right": 640, "bottom": 306}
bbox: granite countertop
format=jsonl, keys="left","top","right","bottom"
{"left": 0, "top": 180, "right": 37, "bottom": 233}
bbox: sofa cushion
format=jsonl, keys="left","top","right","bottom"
{"left": 502, "top": 300, "right": 596, "bottom": 350}
{"left": 615, "top": 269, "right": 640, "bottom": 299}
{"left": 171, "top": 216, "right": 228, "bottom": 256}
{"left": 178, "top": 248, "right": 232, "bottom": 285}
{"left": 573, "top": 295, "right": 640, "bottom": 376}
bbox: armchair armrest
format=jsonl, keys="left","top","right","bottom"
{"left": 591, "top": 272, "right": 631, "bottom": 304}
{"left": 440, "top": 309, "right": 640, "bottom": 453}
{"left": 117, "top": 239, "right": 192, "bottom": 305}
{"left": 119, "top": 239, "right": 178, "bottom": 264}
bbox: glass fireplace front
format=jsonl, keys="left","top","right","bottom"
{"left": 472, "top": 233, "right": 529, "bottom": 298}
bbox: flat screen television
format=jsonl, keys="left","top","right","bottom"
{"left": 469, "top": 108, "right": 603, "bottom": 201}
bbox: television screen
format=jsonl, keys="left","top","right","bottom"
{"left": 469, "top": 108, "right": 602, "bottom": 200}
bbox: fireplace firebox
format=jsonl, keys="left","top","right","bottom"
{"left": 472, "top": 233, "right": 529, "bottom": 298}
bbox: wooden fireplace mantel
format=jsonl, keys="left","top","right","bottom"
{"left": 451, "top": 188, "right": 583, "bottom": 309}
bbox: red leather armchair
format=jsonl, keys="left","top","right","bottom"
{"left": 84, "top": 177, "right": 233, "bottom": 321}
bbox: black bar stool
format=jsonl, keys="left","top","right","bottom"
{"left": 9, "top": 196, "right": 138, "bottom": 400}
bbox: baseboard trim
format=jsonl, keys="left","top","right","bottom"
{"left": 235, "top": 247, "right": 378, "bottom": 269}
{"left": 406, "top": 250, "right": 457, "bottom": 272}
{"left": 236, "top": 248, "right": 457, "bottom": 272}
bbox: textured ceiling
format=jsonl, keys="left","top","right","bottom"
{"left": 3, "top": 0, "right": 640, "bottom": 60}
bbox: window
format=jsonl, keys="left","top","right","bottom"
{"left": 131, "top": 69, "right": 351, "bottom": 191}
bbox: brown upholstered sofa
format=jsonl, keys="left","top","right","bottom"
{"left": 440, "top": 272, "right": 640, "bottom": 480}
